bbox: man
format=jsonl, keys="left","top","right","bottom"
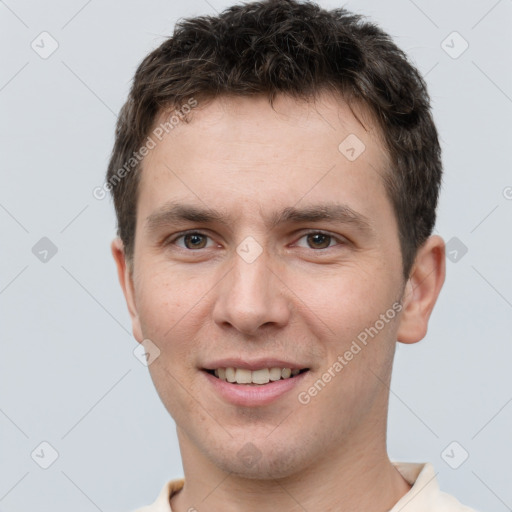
{"left": 107, "top": 0, "right": 478, "bottom": 510}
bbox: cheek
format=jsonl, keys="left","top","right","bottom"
{"left": 293, "top": 266, "right": 400, "bottom": 391}
{"left": 135, "top": 263, "right": 199, "bottom": 339}
{"left": 135, "top": 268, "right": 208, "bottom": 421}
{"left": 134, "top": 263, "right": 219, "bottom": 396}
{"left": 292, "top": 264, "right": 396, "bottom": 335}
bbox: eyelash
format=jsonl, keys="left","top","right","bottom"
{"left": 165, "top": 230, "right": 346, "bottom": 251}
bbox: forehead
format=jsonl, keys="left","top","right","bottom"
{"left": 150, "top": 92, "right": 387, "bottom": 162}
{"left": 137, "top": 92, "right": 393, "bottom": 228}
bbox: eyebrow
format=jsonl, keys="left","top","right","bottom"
{"left": 145, "top": 201, "right": 373, "bottom": 235}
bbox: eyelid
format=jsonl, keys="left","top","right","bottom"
{"left": 163, "top": 229, "right": 348, "bottom": 250}
{"left": 292, "top": 230, "right": 348, "bottom": 249}
{"left": 164, "top": 229, "right": 217, "bottom": 249}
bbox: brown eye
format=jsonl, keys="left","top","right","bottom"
{"left": 183, "top": 233, "right": 208, "bottom": 249}
{"left": 306, "top": 233, "right": 332, "bottom": 249}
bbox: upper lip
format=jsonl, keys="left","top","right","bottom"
{"left": 202, "top": 358, "right": 309, "bottom": 371}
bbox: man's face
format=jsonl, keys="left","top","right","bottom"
{"left": 122, "top": 93, "right": 408, "bottom": 478}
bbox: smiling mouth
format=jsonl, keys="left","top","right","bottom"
{"left": 204, "top": 367, "right": 310, "bottom": 385}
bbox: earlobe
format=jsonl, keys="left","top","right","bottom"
{"left": 111, "top": 238, "right": 144, "bottom": 342}
{"left": 396, "top": 235, "right": 446, "bottom": 345}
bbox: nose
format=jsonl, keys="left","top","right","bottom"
{"left": 212, "top": 249, "right": 291, "bottom": 336}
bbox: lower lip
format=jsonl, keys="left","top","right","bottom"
{"left": 202, "top": 370, "right": 309, "bottom": 407}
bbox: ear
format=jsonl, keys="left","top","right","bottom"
{"left": 396, "top": 235, "right": 446, "bottom": 344}
{"left": 111, "top": 238, "right": 144, "bottom": 343}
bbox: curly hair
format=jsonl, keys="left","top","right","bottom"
{"left": 106, "top": 0, "right": 442, "bottom": 277}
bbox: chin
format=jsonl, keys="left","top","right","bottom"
{"left": 206, "top": 438, "right": 309, "bottom": 480}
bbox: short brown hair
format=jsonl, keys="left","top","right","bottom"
{"left": 106, "top": 0, "right": 442, "bottom": 277}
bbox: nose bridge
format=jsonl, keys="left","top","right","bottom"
{"left": 213, "top": 244, "right": 289, "bottom": 334}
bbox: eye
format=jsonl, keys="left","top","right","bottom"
{"left": 295, "top": 231, "right": 341, "bottom": 250}
{"left": 172, "top": 232, "right": 215, "bottom": 250}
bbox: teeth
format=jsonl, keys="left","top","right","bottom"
{"left": 214, "top": 367, "right": 303, "bottom": 385}
{"left": 269, "top": 367, "right": 282, "bottom": 381}
{"left": 252, "top": 368, "right": 270, "bottom": 384}
{"left": 235, "top": 368, "right": 252, "bottom": 384}
{"left": 225, "top": 367, "right": 236, "bottom": 383}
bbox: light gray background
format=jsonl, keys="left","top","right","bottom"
{"left": 1, "top": 0, "right": 511, "bottom": 511}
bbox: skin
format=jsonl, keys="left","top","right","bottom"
{"left": 112, "top": 92, "right": 445, "bottom": 511}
